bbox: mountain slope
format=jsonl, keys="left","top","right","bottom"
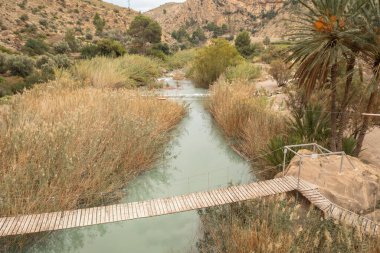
{"left": 0, "top": 0, "right": 137, "bottom": 50}
{"left": 146, "top": 0, "right": 285, "bottom": 38}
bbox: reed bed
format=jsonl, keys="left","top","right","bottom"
{"left": 70, "top": 55, "right": 162, "bottom": 88}
{"left": 197, "top": 195, "right": 380, "bottom": 253}
{"left": 208, "top": 78, "right": 285, "bottom": 162}
{"left": 0, "top": 79, "right": 185, "bottom": 218}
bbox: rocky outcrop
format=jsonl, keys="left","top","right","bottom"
{"left": 284, "top": 150, "right": 380, "bottom": 221}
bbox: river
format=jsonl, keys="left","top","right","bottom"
{"left": 28, "top": 77, "right": 254, "bottom": 253}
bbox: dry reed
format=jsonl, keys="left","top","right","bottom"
{"left": 208, "top": 78, "right": 285, "bottom": 160}
{"left": 70, "top": 55, "right": 162, "bottom": 89}
{"left": 197, "top": 195, "right": 380, "bottom": 253}
{"left": 0, "top": 79, "right": 185, "bottom": 217}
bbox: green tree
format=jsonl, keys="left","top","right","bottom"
{"left": 93, "top": 13, "right": 106, "bottom": 35}
{"left": 191, "top": 27, "right": 207, "bottom": 45}
{"left": 190, "top": 39, "right": 242, "bottom": 88}
{"left": 235, "top": 31, "right": 254, "bottom": 58}
{"left": 127, "top": 15, "right": 162, "bottom": 54}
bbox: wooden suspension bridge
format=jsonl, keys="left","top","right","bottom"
{"left": 0, "top": 176, "right": 379, "bottom": 238}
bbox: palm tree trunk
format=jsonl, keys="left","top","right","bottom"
{"left": 330, "top": 63, "right": 339, "bottom": 152}
{"left": 354, "top": 89, "right": 379, "bottom": 156}
{"left": 337, "top": 56, "right": 356, "bottom": 151}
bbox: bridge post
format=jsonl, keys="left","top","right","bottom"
{"left": 339, "top": 152, "right": 345, "bottom": 174}
{"left": 297, "top": 156, "right": 302, "bottom": 190}
{"left": 282, "top": 147, "right": 288, "bottom": 177}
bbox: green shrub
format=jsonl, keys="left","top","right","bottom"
{"left": 7, "top": 55, "right": 35, "bottom": 77}
{"left": 0, "top": 53, "right": 9, "bottom": 74}
{"left": 342, "top": 137, "right": 357, "bottom": 156}
{"left": 53, "top": 41, "right": 71, "bottom": 54}
{"left": 235, "top": 31, "right": 255, "bottom": 58}
{"left": 53, "top": 54, "right": 72, "bottom": 68}
{"left": 96, "top": 39, "right": 126, "bottom": 57}
{"left": 93, "top": 13, "right": 106, "bottom": 35}
{"left": 263, "top": 36, "right": 271, "bottom": 46}
{"left": 80, "top": 44, "right": 99, "bottom": 59}
{"left": 64, "top": 29, "right": 79, "bottom": 52}
{"left": 19, "top": 14, "right": 29, "bottom": 22}
{"left": 225, "top": 62, "right": 261, "bottom": 81}
{"left": 190, "top": 39, "right": 242, "bottom": 88}
{"left": 22, "top": 39, "right": 49, "bottom": 56}
{"left": 36, "top": 55, "right": 53, "bottom": 69}
{"left": 39, "top": 19, "right": 48, "bottom": 27}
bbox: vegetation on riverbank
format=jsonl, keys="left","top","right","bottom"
{"left": 0, "top": 77, "right": 185, "bottom": 251}
{"left": 197, "top": 195, "right": 380, "bottom": 253}
{"left": 208, "top": 79, "right": 284, "bottom": 177}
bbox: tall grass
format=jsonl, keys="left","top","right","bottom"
{"left": 166, "top": 49, "right": 198, "bottom": 71}
{"left": 70, "top": 55, "right": 162, "bottom": 88}
{"left": 197, "top": 195, "right": 380, "bottom": 253}
{"left": 0, "top": 79, "right": 185, "bottom": 217}
{"left": 225, "top": 62, "right": 261, "bottom": 82}
{"left": 208, "top": 78, "right": 285, "bottom": 165}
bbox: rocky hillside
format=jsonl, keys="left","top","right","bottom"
{"left": 147, "top": 0, "right": 285, "bottom": 39}
{"left": 0, "top": 0, "right": 137, "bottom": 50}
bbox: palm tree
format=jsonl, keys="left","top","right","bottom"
{"left": 353, "top": 0, "right": 380, "bottom": 155}
{"left": 287, "top": 0, "right": 365, "bottom": 151}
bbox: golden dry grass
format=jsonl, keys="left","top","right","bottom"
{"left": 0, "top": 78, "right": 185, "bottom": 217}
{"left": 197, "top": 195, "right": 380, "bottom": 253}
{"left": 208, "top": 78, "right": 285, "bottom": 160}
{"left": 70, "top": 55, "right": 162, "bottom": 89}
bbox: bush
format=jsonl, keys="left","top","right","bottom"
{"left": 39, "top": 19, "right": 48, "bottom": 27}
{"left": 53, "top": 41, "right": 71, "bottom": 54}
{"left": 263, "top": 36, "right": 271, "bottom": 46}
{"left": 96, "top": 39, "right": 126, "bottom": 57}
{"left": 190, "top": 39, "right": 242, "bottom": 88}
{"left": 53, "top": 54, "right": 72, "bottom": 68}
{"left": 235, "top": 31, "right": 255, "bottom": 58}
{"left": 0, "top": 53, "right": 9, "bottom": 74}
{"left": 36, "top": 55, "right": 53, "bottom": 69}
{"left": 65, "top": 29, "right": 79, "bottom": 52}
{"left": 22, "top": 39, "right": 49, "bottom": 56}
{"left": 225, "top": 62, "right": 261, "bottom": 82}
{"left": 80, "top": 44, "right": 99, "bottom": 59}
{"left": 7, "top": 55, "right": 35, "bottom": 77}
{"left": 93, "top": 13, "right": 106, "bottom": 35}
{"left": 269, "top": 60, "right": 292, "bottom": 86}
{"left": 19, "top": 14, "right": 29, "bottom": 22}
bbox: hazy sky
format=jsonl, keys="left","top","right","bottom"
{"left": 104, "top": 0, "right": 185, "bottom": 12}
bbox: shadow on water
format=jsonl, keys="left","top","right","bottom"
{"left": 25, "top": 77, "right": 253, "bottom": 253}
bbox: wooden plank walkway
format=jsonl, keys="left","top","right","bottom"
{"left": 0, "top": 176, "right": 378, "bottom": 237}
